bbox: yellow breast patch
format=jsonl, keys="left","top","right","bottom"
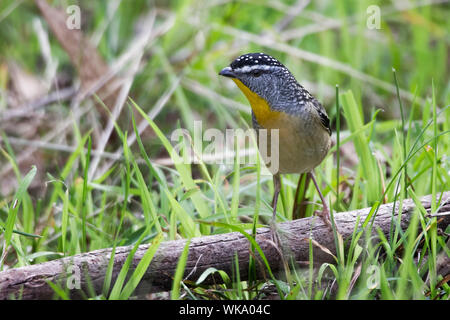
{"left": 232, "top": 79, "right": 281, "bottom": 128}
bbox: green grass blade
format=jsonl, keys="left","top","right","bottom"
{"left": 340, "top": 90, "right": 380, "bottom": 202}
{"left": 119, "top": 233, "right": 163, "bottom": 299}
{"left": 171, "top": 238, "right": 191, "bottom": 300}
{"left": 108, "top": 230, "right": 151, "bottom": 299}
{"left": 1, "top": 165, "right": 36, "bottom": 269}
{"left": 81, "top": 136, "right": 92, "bottom": 252}
{"left": 335, "top": 84, "right": 341, "bottom": 212}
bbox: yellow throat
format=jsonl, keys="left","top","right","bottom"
{"left": 232, "top": 79, "right": 281, "bottom": 128}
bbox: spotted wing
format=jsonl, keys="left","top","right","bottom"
{"left": 313, "top": 100, "right": 331, "bottom": 136}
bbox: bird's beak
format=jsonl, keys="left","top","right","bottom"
{"left": 219, "top": 66, "right": 236, "bottom": 78}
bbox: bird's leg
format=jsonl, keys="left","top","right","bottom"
{"left": 292, "top": 174, "right": 303, "bottom": 220}
{"left": 270, "top": 173, "right": 281, "bottom": 245}
{"left": 292, "top": 173, "right": 311, "bottom": 219}
{"left": 309, "top": 171, "right": 334, "bottom": 231}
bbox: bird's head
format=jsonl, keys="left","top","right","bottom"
{"left": 219, "top": 53, "right": 297, "bottom": 107}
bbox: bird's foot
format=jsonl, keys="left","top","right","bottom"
{"left": 268, "top": 219, "right": 289, "bottom": 269}
{"left": 269, "top": 219, "right": 282, "bottom": 248}
{"left": 315, "top": 207, "right": 335, "bottom": 233}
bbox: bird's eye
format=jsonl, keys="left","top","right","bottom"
{"left": 252, "top": 70, "right": 262, "bottom": 77}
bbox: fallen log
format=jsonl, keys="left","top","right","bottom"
{"left": 1, "top": 192, "right": 449, "bottom": 299}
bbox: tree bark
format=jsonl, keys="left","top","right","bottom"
{"left": 1, "top": 192, "right": 449, "bottom": 300}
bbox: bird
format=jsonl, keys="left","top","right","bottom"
{"left": 219, "top": 52, "right": 333, "bottom": 243}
